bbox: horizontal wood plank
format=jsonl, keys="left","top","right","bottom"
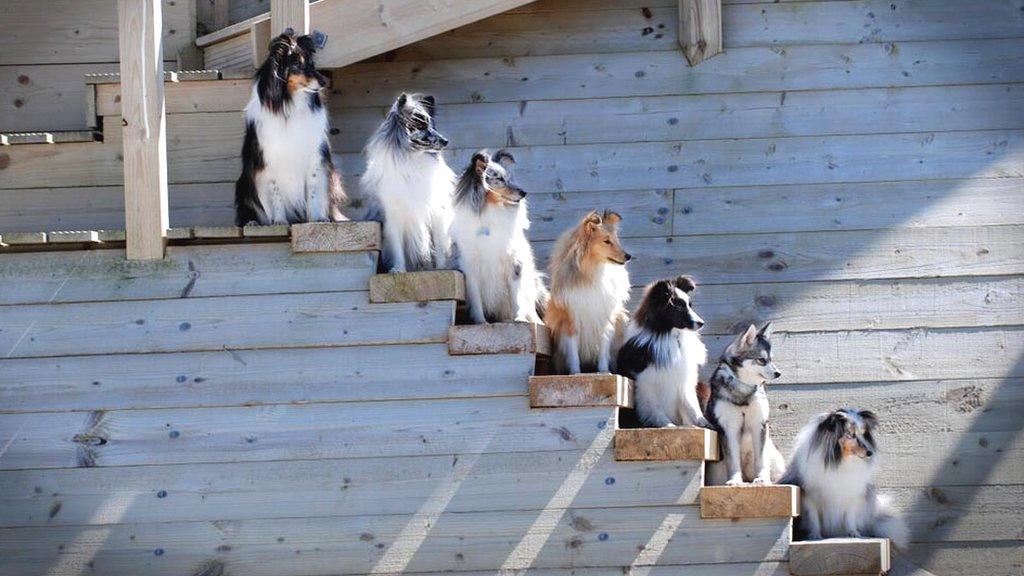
{"left": 699, "top": 484, "right": 800, "bottom": 519}
{"left": 370, "top": 270, "right": 466, "bottom": 303}
{"left": 530, "top": 374, "right": 633, "bottom": 408}
{"left": 449, "top": 322, "right": 551, "bottom": 356}
{"left": 290, "top": 221, "right": 381, "bottom": 253}
{"left": 0, "top": 292, "right": 454, "bottom": 358}
{"left": 0, "top": 505, "right": 790, "bottom": 575}
{"left": 0, "top": 63, "right": 119, "bottom": 132}
{"left": 95, "top": 78, "right": 252, "bottom": 116}
{"left": 0, "top": 451, "right": 703, "bottom": 527}
{"left": 789, "top": 537, "right": 890, "bottom": 576}
{"left": 0, "top": 243, "right": 376, "bottom": 305}
{"left": 902, "top": 541, "right": 1023, "bottom": 576}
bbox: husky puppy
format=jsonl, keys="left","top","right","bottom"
{"left": 450, "top": 150, "right": 548, "bottom": 324}
{"left": 617, "top": 276, "right": 709, "bottom": 428}
{"left": 781, "top": 409, "right": 909, "bottom": 549}
{"left": 361, "top": 93, "right": 454, "bottom": 272}
{"left": 705, "top": 323, "right": 786, "bottom": 485}
{"left": 235, "top": 30, "right": 346, "bottom": 225}
{"left": 546, "top": 211, "right": 631, "bottom": 374}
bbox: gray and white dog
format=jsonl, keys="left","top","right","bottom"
{"left": 705, "top": 322, "right": 786, "bottom": 485}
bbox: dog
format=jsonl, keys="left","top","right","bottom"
{"left": 780, "top": 408, "right": 909, "bottom": 549}
{"left": 450, "top": 150, "right": 548, "bottom": 324}
{"left": 235, "top": 30, "right": 346, "bottom": 226}
{"left": 617, "top": 276, "right": 709, "bottom": 428}
{"left": 546, "top": 210, "right": 631, "bottom": 374}
{"left": 361, "top": 93, "right": 454, "bottom": 272}
{"left": 705, "top": 323, "right": 786, "bottom": 485}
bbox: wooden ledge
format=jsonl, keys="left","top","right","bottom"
{"left": 370, "top": 270, "right": 465, "bottom": 304}
{"left": 614, "top": 408, "right": 719, "bottom": 461}
{"left": 449, "top": 322, "right": 550, "bottom": 356}
{"left": 291, "top": 221, "right": 381, "bottom": 253}
{"left": 1, "top": 131, "right": 100, "bottom": 145}
{"left": 789, "top": 538, "right": 891, "bottom": 576}
{"left": 529, "top": 373, "right": 632, "bottom": 408}
{"left": 699, "top": 484, "right": 800, "bottom": 519}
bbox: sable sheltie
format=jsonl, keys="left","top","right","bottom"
{"left": 450, "top": 150, "right": 548, "bottom": 324}
{"left": 235, "top": 30, "right": 346, "bottom": 225}
{"left": 546, "top": 210, "right": 631, "bottom": 374}
{"left": 705, "top": 323, "right": 786, "bottom": 485}
{"left": 617, "top": 276, "right": 709, "bottom": 428}
{"left": 780, "top": 409, "right": 909, "bottom": 548}
{"left": 361, "top": 93, "right": 454, "bottom": 273}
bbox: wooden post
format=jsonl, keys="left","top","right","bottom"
{"left": 271, "top": 0, "right": 310, "bottom": 35}
{"left": 118, "top": 0, "right": 169, "bottom": 260}
{"left": 251, "top": 18, "right": 273, "bottom": 69}
{"left": 678, "top": 0, "right": 722, "bottom": 66}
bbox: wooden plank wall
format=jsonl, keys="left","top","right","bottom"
{"left": 0, "top": 0, "right": 193, "bottom": 132}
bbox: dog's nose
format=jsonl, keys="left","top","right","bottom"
{"left": 519, "top": 191, "right": 527, "bottom": 198}
{"left": 773, "top": 370, "right": 782, "bottom": 378}
{"left": 865, "top": 450, "right": 874, "bottom": 457}
{"left": 436, "top": 135, "right": 449, "bottom": 147}
{"left": 694, "top": 320, "right": 705, "bottom": 329}
{"left": 623, "top": 252, "right": 633, "bottom": 262}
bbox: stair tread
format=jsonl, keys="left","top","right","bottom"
{"left": 450, "top": 322, "right": 550, "bottom": 356}
{"left": 700, "top": 484, "right": 800, "bottom": 519}
{"left": 291, "top": 221, "right": 381, "bottom": 254}
{"left": 369, "top": 269, "right": 465, "bottom": 304}
{"left": 0, "top": 131, "right": 100, "bottom": 145}
{"left": 529, "top": 373, "right": 632, "bottom": 408}
{"left": 789, "top": 537, "right": 891, "bottom": 576}
{"left": 614, "top": 407, "right": 720, "bottom": 461}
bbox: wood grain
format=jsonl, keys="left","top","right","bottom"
{"left": 699, "top": 484, "right": 800, "bottom": 519}
{"left": 679, "top": 0, "right": 723, "bottom": 66}
{"left": 449, "top": 322, "right": 551, "bottom": 356}
{"left": 290, "top": 221, "right": 381, "bottom": 253}
{"left": 789, "top": 537, "right": 890, "bottom": 576}
{"left": 369, "top": 270, "right": 466, "bottom": 303}
{"left": 529, "top": 374, "right": 633, "bottom": 408}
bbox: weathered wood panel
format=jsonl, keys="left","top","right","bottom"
{"left": 0, "top": 506, "right": 790, "bottom": 576}
{"left": 95, "top": 78, "right": 252, "bottom": 116}
{"left": 700, "top": 485, "right": 800, "bottom": 519}
{"left": 0, "top": 344, "right": 533, "bottom": 413}
{"left": 334, "top": 38, "right": 1024, "bottom": 107}
{"left": 903, "top": 541, "right": 1023, "bottom": 576}
{"left": 0, "top": 401, "right": 615, "bottom": 470}
{"left": 0, "top": 293, "right": 454, "bottom": 358}
{"left": 789, "top": 538, "right": 890, "bottom": 576}
{"left": 0, "top": 63, "right": 119, "bottom": 132}
{"left": 0, "top": 451, "right": 703, "bottom": 526}
{"left": 890, "top": 484, "right": 1024, "bottom": 543}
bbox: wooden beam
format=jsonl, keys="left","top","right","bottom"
{"left": 528, "top": 374, "right": 633, "bottom": 408}
{"left": 369, "top": 270, "right": 466, "bottom": 304}
{"left": 117, "top": 0, "right": 169, "bottom": 260}
{"left": 678, "top": 0, "right": 723, "bottom": 66}
{"left": 251, "top": 17, "right": 273, "bottom": 69}
{"left": 699, "top": 484, "right": 800, "bottom": 519}
{"left": 271, "top": 0, "right": 310, "bottom": 36}
{"left": 789, "top": 538, "right": 891, "bottom": 576}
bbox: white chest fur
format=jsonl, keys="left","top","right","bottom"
{"left": 558, "top": 263, "right": 630, "bottom": 363}
{"left": 632, "top": 329, "right": 707, "bottom": 426}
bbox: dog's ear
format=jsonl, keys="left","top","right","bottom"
{"left": 269, "top": 34, "right": 292, "bottom": 55}
{"left": 674, "top": 275, "right": 696, "bottom": 293}
{"left": 582, "top": 210, "right": 602, "bottom": 231}
{"left": 602, "top": 210, "right": 622, "bottom": 227}
{"left": 396, "top": 93, "right": 408, "bottom": 110}
{"left": 494, "top": 149, "right": 516, "bottom": 168}
{"left": 726, "top": 324, "right": 758, "bottom": 356}
{"left": 816, "top": 411, "right": 847, "bottom": 468}
{"left": 858, "top": 409, "right": 879, "bottom": 430}
{"left": 472, "top": 151, "right": 490, "bottom": 176}
{"left": 283, "top": 27, "right": 295, "bottom": 37}
{"left": 758, "top": 321, "right": 774, "bottom": 339}
{"left": 420, "top": 95, "right": 437, "bottom": 117}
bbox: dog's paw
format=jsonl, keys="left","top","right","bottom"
{"left": 807, "top": 531, "right": 823, "bottom": 541}
{"left": 663, "top": 422, "right": 678, "bottom": 429}
{"left": 725, "top": 475, "right": 744, "bottom": 486}
{"left": 846, "top": 530, "right": 863, "bottom": 538}
{"left": 695, "top": 417, "right": 712, "bottom": 429}
{"left": 752, "top": 475, "right": 770, "bottom": 485}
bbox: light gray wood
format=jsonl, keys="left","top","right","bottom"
{"left": 202, "top": 31, "right": 254, "bottom": 71}
{"left": 0, "top": 63, "right": 120, "bottom": 132}
{"left": 96, "top": 78, "right": 252, "bottom": 116}
{"left": 0, "top": 343, "right": 533, "bottom": 413}
{"left": 700, "top": 484, "right": 799, "bottom": 519}
{"left": 0, "top": 231, "right": 46, "bottom": 245}
{"left": 888, "top": 484, "right": 1024, "bottom": 543}
{"left": 118, "top": 0, "right": 169, "bottom": 260}
{"left": 0, "top": 131, "right": 100, "bottom": 145}
{"left": 903, "top": 541, "right": 1023, "bottom": 576}
{"left": 46, "top": 230, "right": 100, "bottom": 244}
{"left": 789, "top": 538, "right": 890, "bottom": 576}
{"left": 449, "top": 322, "right": 551, "bottom": 356}
{"left": 369, "top": 270, "right": 466, "bottom": 303}
{"left": 0, "top": 401, "right": 616, "bottom": 470}
{"left": 291, "top": 221, "right": 381, "bottom": 252}
{"left": 191, "top": 224, "right": 241, "bottom": 238}
{"left": 0, "top": 241, "right": 375, "bottom": 305}
{"left": 0, "top": 506, "right": 790, "bottom": 576}
{"left": 679, "top": 0, "right": 723, "bottom": 66}
{"left": 0, "top": 451, "right": 703, "bottom": 527}
{"left": 0, "top": 292, "right": 454, "bottom": 358}
{"left": 333, "top": 38, "right": 1024, "bottom": 107}
{"left": 242, "top": 223, "right": 289, "bottom": 237}
{"left": 529, "top": 374, "right": 633, "bottom": 408}
{"left": 270, "top": 0, "right": 308, "bottom": 36}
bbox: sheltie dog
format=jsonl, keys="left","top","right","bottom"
{"left": 546, "top": 210, "right": 631, "bottom": 374}
{"left": 450, "top": 150, "right": 548, "bottom": 324}
{"left": 361, "top": 93, "right": 454, "bottom": 272}
{"left": 235, "top": 30, "right": 346, "bottom": 226}
{"left": 705, "top": 323, "right": 786, "bottom": 485}
{"left": 781, "top": 408, "right": 909, "bottom": 549}
{"left": 617, "top": 276, "right": 709, "bottom": 428}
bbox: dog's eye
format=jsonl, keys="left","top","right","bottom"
{"left": 756, "top": 358, "right": 767, "bottom": 366}
{"left": 603, "top": 239, "right": 612, "bottom": 245}
{"left": 845, "top": 431, "right": 856, "bottom": 439}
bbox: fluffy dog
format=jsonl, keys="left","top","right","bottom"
{"left": 546, "top": 210, "right": 631, "bottom": 374}
{"left": 361, "top": 93, "right": 454, "bottom": 272}
{"left": 450, "top": 150, "right": 548, "bottom": 323}
{"left": 780, "top": 409, "right": 909, "bottom": 548}
{"left": 617, "top": 276, "right": 709, "bottom": 428}
{"left": 705, "top": 323, "right": 786, "bottom": 485}
{"left": 235, "top": 30, "right": 346, "bottom": 225}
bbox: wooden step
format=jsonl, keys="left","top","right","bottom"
{"left": 290, "top": 221, "right": 381, "bottom": 253}
{"left": 699, "top": 484, "right": 800, "bottom": 519}
{"left": 0, "top": 131, "right": 100, "bottom": 145}
{"left": 529, "top": 373, "right": 632, "bottom": 408}
{"left": 369, "top": 270, "right": 465, "bottom": 304}
{"left": 789, "top": 538, "right": 891, "bottom": 576}
{"left": 614, "top": 408, "right": 719, "bottom": 461}
{"left": 449, "top": 322, "right": 550, "bottom": 356}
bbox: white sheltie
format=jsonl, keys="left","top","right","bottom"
{"left": 546, "top": 210, "right": 632, "bottom": 374}
{"left": 235, "top": 30, "right": 346, "bottom": 225}
{"left": 781, "top": 408, "right": 909, "bottom": 549}
{"left": 360, "top": 93, "right": 454, "bottom": 273}
{"left": 616, "top": 276, "right": 710, "bottom": 428}
{"left": 450, "top": 150, "right": 548, "bottom": 324}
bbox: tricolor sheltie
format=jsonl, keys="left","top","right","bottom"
{"left": 546, "top": 210, "right": 631, "bottom": 374}
{"left": 450, "top": 150, "right": 548, "bottom": 324}
{"left": 781, "top": 408, "right": 909, "bottom": 548}
{"left": 705, "top": 323, "right": 786, "bottom": 485}
{"left": 617, "top": 276, "right": 710, "bottom": 428}
{"left": 235, "top": 30, "right": 346, "bottom": 225}
{"left": 361, "top": 93, "right": 454, "bottom": 273}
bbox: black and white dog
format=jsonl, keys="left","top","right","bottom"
{"left": 361, "top": 93, "right": 454, "bottom": 272}
{"left": 781, "top": 408, "right": 909, "bottom": 548}
{"left": 235, "top": 30, "right": 346, "bottom": 226}
{"left": 705, "top": 323, "right": 786, "bottom": 485}
{"left": 450, "top": 150, "right": 548, "bottom": 324}
{"left": 616, "top": 276, "right": 709, "bottom": 428}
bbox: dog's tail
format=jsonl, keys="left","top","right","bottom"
{"left": 873, "top": 494, "right": 909, "bottom": 551}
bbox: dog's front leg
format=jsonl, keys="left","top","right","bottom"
{"left": 510, "top": 260, "right": 538, "bottom": 323}
{"left": 596, "top": 323, "right": 614, "bottom": 373}
{"left": 559, "top": 333, "right": 581, "bottom": 374}
{"left": 802, "top": 498, "right": 823, "bottom": 540}
{"left": 464, "top": 272, "right": 487, "bottom": 324}
{"left": 304, "top": 161, "right": 329, "bottom": 223}
{"left": 679, "top": 380, "right": 710, "bottom": 429}
{"left": 429, "top": 211, "right": 451, "bottom": 269}
{"left": 751, "top": 420, "right": 772, "bottom": 484}
{"left": 843, "top": 509, "right": 864, "bottom": 538}
{"left": 383, "top": 220, "right": 407, "bottom": 273}
{"left": 723, "top": 425, "right": 745, "bottom": 485}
